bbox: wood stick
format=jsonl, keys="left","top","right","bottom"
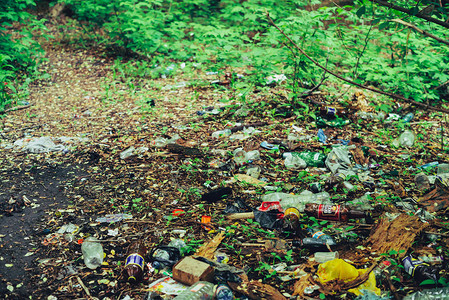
{"left": 76, "top": 276, "right": 91, "bottom": 298}
{"left": 226, "top": 212, "right": 255, "bottom": 220}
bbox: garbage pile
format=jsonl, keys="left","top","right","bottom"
{"left": 7, "top": 95, "right": 449, "bottom": 299}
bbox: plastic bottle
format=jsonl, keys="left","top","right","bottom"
{"left": 304, "top": 203, "right": 367, "bottom": 222}
{"left": 124, "top": 241, "right": 147, "bottom": 282}
{"left": 214, "top": 284, "right": 233, "bottom": 300}
{"left": 306, "top": 227, "right": 335, "bottom": 245}
{"left": 402, "top": 112, "right": 414, "bottom": 123}
{"left": 399, "top": 130, "right": 416, "bottom": 147}
{"left": 402, "top": 255, "right": 439, "bottom": 286}
{"left": 150, "top": 239, "right": 186, "bottom": 269}
{"left": 233, "top": 148, "right": 248, "bottom": 166}
{"left": 403, "top": 287, "right": 449, "bottom": 299}
{"left": 151, "top": 134, "right": 181, "bottom": 147}
{"left": 246, "top": 165, "right": 261, "bottom": 178}
{"left": 291, "top": 237, "right": 336, "bottom": 252}
{"left": 212, "top": 129, "right": 232, "bottom": 139}
{"left": 81, "top": 237, "right": 104, "bottom": 269}
{"left": 262, "top": 191, "right": 331, "bottom": 212}
{"left": 293, "top": 151, "right": 326, "bottom": 168}
{"left": 173, "top": 281, "right": 215, "bottom": 299}
{"left": 283, "top": 152, "right": 307, "bottom": 169}
{"left": 314, "top": 251, "right": 339, "bottom": 263}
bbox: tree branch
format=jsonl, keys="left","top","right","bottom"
{"left": 266, "top": 13, "right": 449, "bottom": 114}
{"left": 370, "top": 0, "right": 449, "bottom": 30}
{"left": 390, "top": 18, "right": 449, "bottom": 46}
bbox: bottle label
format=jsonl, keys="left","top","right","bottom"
{"left": 311, "top": 230, "right": 326, "bottom": 239}
{"left": 125, "top": 253, "right": 145, "bottom": 270}
{"left": 326, "top": 107, "right": 336, "bottom": 116}
{"left": 284, "top": 207, "right": 300, "bottom": 218}
{"left": 402, "top": 256, "right": 429, "bottom": 276}
{"left": 190, "top": 283, "right": 205, "bottom": 292}
{"left": 336, "top": 173, "right": 346, "bottom": 181}
{"left": 313, "top": 153, "right": 321, "bottom": 161}
{"left": 317, "top": 204, "right": 341, "bottom": 221}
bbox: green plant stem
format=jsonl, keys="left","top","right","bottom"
{"left": 370, "top": 0, "right": 449, "bottom": 30}
{"left": 266, "top": 13, "right": 449, "bottom": 114}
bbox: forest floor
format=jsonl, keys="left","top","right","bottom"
{"left": 1, "top": 14, "right": 449, "bottom": 300}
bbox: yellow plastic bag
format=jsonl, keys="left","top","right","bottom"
{"left": 317, "top": 259, "right": 380, "bottom": 296}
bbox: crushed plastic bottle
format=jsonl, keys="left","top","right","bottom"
{"left": 403, "top": 287, "right": 449, "bottom": 299}
{"left": 283, "top": 152, "right": 307, "bottom": 169}
{"left": 150, "top": 134, "right": 181, "bottom": 147}
{"left": 81, "top": 237, "right": 104, "bottom": 269}
{"left": 173, "top": 281, "right": 215, "bottom": 299}
{"left": 285, "top": 151, "right": 326, "bottom": 168}
{"left": 233, "top": 148, "right": 248, "bottom": 166}
{"left": 399, "top": 130, "right": 416, "bottom": 147}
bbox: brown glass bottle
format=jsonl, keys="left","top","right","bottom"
{"left": 124, "top": 241, "right": 146, "bottom": 282}
{"left": 304, "top": 203, "right": 366, "bottom": 222}
{"left": 282, "top": 207, "right": 305, "bottom": 238}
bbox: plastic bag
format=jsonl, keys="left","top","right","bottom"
{"left": 317, "top": 259, "right": 380, "bottom": 296}
{"left": 325, "top": 146, "right": 353, "bottom": 174}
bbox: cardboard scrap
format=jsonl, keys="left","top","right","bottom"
{"left": 231, "top": 174, "right": 267, "bottom": 187}
{"left": 419, "top": 180, "right": 449, "bottom": 213}
{"left": 195, "top": 232, "right": 225, "bottom": 259}
{"left": 172, "top": 256, "right": 214, "bottom": 286}
{"left": 365, "top": 213, "right": 429, "bottom": 258}
{"left": 349, "top": 147, "right": 369, "bottom": 166}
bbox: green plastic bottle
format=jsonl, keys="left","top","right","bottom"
{"left": 290, "top": 151, "right": 326, "bottom": 167}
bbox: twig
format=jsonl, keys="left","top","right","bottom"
{"left": 433, "top": 79, "right": 449, "bottom": 90}
{"left": 266, "top": 13, "right": 449, "bottom": 114}
{"left": 0, "top": 104, "right": 31, "bottom": 114}
{"left": 76, "top": 276, "right": 91, "bottom": 298}
{"left": 370, "top": 0, "right": 449, "bottom": 30}
{"left": 389, "top": 18, "right": 449, "bottom": 47}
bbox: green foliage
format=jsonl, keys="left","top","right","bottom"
{"left": 0, "top": 0, "right": 47, "bottom": 110}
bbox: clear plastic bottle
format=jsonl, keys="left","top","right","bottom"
{"left": 173, "top": 281, "right": 215, "bottom": 299}
{"left": 211, "top": 129, "right": 232, "bottom": 139}
{"left": 283, "top": 152, "right": 307, "bottom": 169}
{"left": 233, "top": 148, "right": 247, "bottom": 166}
{"left": 314, "top": 251, "right": 339, "bottom": 263}
{"left": 261, "top": 191, "right": 331, "bottom": 212}
{"left": 214, "top": 284, "right": 233, "bottom": 300}
{"left": 403, "top": 287, "right": 449, "bottom": 299}
{"left": 399, "top": 130, "right": 416, "bottom": 147}
{"left": 81, "top": 237, "right": 104, "bottom": 269}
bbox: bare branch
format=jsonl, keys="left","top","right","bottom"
{"left": 266, "top": 13, "right": 449, "bottom": 114}
{"left": 370, "top": 0, "right": 449, "bottom": 30}
{"left": 390, "top": 18, "right": 449, "bottom": 46}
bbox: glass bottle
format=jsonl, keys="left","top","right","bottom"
{"left": 124, "top": 241, "right": 147, "bottom": 282}
{"left": 304, "top": 203, "right": 367, "bottom": 222}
